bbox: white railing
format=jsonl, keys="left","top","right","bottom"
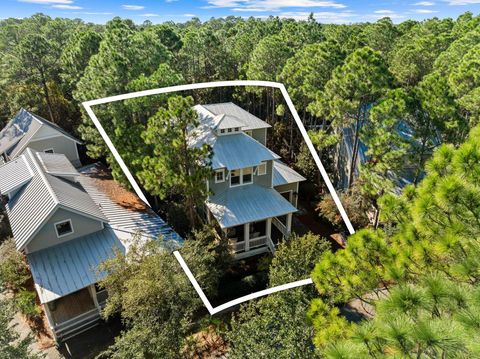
{"left": 272, "top": 217, "right": 288, "bottom": 236}
{"left": 229, "top": 236, "right": 268, "bottom": 253}
{"left": 249, "top": 236, "right": 267, "bottom": 249}
{"left": 229, "top": 240, "right": 245, "bottom": 252}
{"left": 54, "top": 308, "right": 100, "bottom": 339}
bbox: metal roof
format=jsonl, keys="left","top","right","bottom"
{"left": 36, "top": 152, "right": 79, "bottom": 177}
{"left": 0, "top": 109, "right": 82, "bottom": 159}
{"left": 27, "top": 227, "right": 124, "bottom": 303}
{"left": 206, "top": 184, "right": 297, "bottom": 228}
{"left": 3, "top": 149, "right": 107, "bottom": 250}
{"left": 272, "top": 160, "right": 306, "bottom": 187}
{"left": 212, "top": 134, "right": 280, "bottom": 170}
{"left": 0, "top": 156, "right": 33, "bottom": 196}
{"left": 78, "top": 163, "right": 182, "bottom": 243}
{"left": 201, "top": 102, "right": 271, "bottom": 130}
{"left": 216, "top": 114, "right": 245, "bottom": 130}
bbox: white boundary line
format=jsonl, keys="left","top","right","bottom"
{"left": 82, "top": 80, "right": 355, "bottom": 315}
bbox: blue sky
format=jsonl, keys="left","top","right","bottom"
{"left": 1, "top": 0, "right": 479, "bottom": 24}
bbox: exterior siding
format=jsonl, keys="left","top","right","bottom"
{"left": 208, "top": 160, "right": 274, "bottom": 196}
{"left": 251, "top": 128, "right": 267, "bottom": 145}
{"left": 26, "top": 208, "right": 104, "bottom": 253}
{"left": 26, "top": 135, "right": 81, "bottom": 167}
{"left": 274, "top": 182, "right": 299, "bottom": 206}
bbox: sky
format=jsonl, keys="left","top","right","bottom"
{"left": 1, "top": 0, "right": 479, "bottom": 24}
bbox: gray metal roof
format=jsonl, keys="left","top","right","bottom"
{"left": 36, "top": 152, "right": 79, "bottom": 177}
{"left": 0, "top": 109, "right": 81, "bottom": 159}
{"left": 216, "top": 114, "right": 245, "bottom": 130}
{"left": 78, "top": 163, "right": 182, "bottom": 243}
{"left": 211, "top": 134, "right": 280, "bottom": 170}
{"left": 3, "top": 149, "right": 107, "bottom": 250}
{"left": 201, "top": 103, "right": 270, "bottom": 130}
{"left": 272, "top": 160, "right": 306, "bottom": 187}
{"left": 0, "top": 156, "right": 33, "bottom": 196}
{"left": 206, "top": 184, "right": 297, "bottom": 228}
{"left": 27, "top": 227, "right": 124, "bottom": 303}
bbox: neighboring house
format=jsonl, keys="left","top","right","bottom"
{"left": 191, "top": 102, "right": 306, "bottom": 260}
{"left": 0, "top": 109, "right": 83, "bottom": 167}
{"left": 0, "top": 149, "right": 182, "bottom": 341}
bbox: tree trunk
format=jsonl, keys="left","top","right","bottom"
{"left": 39, "top": 68, "right": 55, "bottom": 123}
{"left": 348, "top": 108, "right": 362, "bottom": 188}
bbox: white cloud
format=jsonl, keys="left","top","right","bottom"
{"left": 122, "top": 4, "right": 145, "bottom": 10}
{"left": 183, "top": 13, "right": 197, "bottom": 17}
{"left": 139, "top": 13, "right": 159, "bottom": 16}
{"left": 413, "top": 8, "right": 438, "bottom": 12}
{"left": 52, "top": 4, "right": 82, "bottom": 9}
{"left": 18, "top": 0, "right": 73, "bottom": 3}
{"left": 413, "top": 1, "right": 435, "bottom": 5}
{"left": 206, "top": 0, "right": 346, "bottom": 11}
{"left": 374, "top": 9, "right": 395, "bottom": 14}
{"left": 446, "top": 0, "right": 480, "bottom": 4}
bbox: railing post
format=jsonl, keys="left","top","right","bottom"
{"left": 266, "top": 218, "right": 272, "bottom": 241}
{"left": 244, "top": 223, "right": 250, "bottom": 252}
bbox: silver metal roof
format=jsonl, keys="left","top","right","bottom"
{"left": 272, "top": 160, "right": 306, "bottom": 187}
{"left": 216, "top": 114, "right": 245, "bottom": 130}
{"left": 206, "top": 184, "right": 297, "bottom": 228}
{"left": 78, "top": 163, "right": 182, "bottom": 243}
{"left": 4, "top": 149, "right": 107, "bottom": 250}
{"left": 27, "top": 227, "right": 124, "bottom": 303}
{"left": 0, "top": 156, "right": 33, "bottom": 196}
{"left": 36, "top": 152, "right": 79, "bottom": 176}
{"left": 0, "top": 109, "right": 81, "bottom": 159}
{"left": 201, "top": 103, "right": 270, "bottom": 130}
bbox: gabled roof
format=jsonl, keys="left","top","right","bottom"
{"left": 0, "top": 149, "right": 107, "bottom": 250}
{"left": 216, "top": 114, "right": 245, "bottom": 130}
{"left": 200, "top": 102, "right": 270, "bottom": 131}
{"left": 36, "top": 152, "right": 79, "bottom": 177}
{"left": 0, "top": 109, "right": 82, "bottom": 159}
{"left": 206, "top": 184, "right": 298, "bottom": 228}
{"left": 272, "top": 160, "right": 306, "bottom": 186}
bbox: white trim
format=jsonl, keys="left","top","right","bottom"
{"left": 214, "top": 169, "right": 225, "bottom": 183}
{"left": 230, "top": 167, "right": 253, "bottom": 187}
{"left": 257, "top": 162, "right": 267, "bottom": 176}
{"left": 280, "top": 190, "right": 293, "bottom": 204}
{"left": 54, "top": 218, "right": 74, "bottom": 238}
{"left": 43, "top": 148, "right": 55, "bottom": 154}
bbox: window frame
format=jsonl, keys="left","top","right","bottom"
{"left": 257, "top": 162, "right": 267, "bottom": 176}
{"left": 215, "top": 169, "right": 225, "bottom": 183}
{"left": 230, "top": 167, "right": 254, "bottom": 187}
{"left": 54, "top": 219, "right": 74, "bottom": 238}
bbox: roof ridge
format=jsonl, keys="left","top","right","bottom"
{"left": 28, "top": 149, "right": 59, "bottom": 206}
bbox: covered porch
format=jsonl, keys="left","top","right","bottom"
{"left": 206, "top": 184, "right": 297, "bottom": 259}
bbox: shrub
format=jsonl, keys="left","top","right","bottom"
{"left": 0, "top": 239, "right": 30, "bottom": 291}
{"left": 15, "top": 289, "right": 41, "bottom": 320}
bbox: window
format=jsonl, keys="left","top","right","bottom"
{"left": 215, "top": 169, "right": 225, "bottom": 183}
{"left": 220, "top": 129, "right": 225, "bottom": 134}
{"left": 234, "top": 127, "right": 239, "bottom": 132}
{"left": 245, "top": 130, "right": 252, "bottom": 137}
{"left": 230, "top": 169, "right": 241, "bottom": 186}
{"left": 230, "top": 167, "right": 253, "bottom": 187}
{"left": 242, "top": 167, "right": 253, "bottom": 184}
{"left": 55, "top": 219, "right": 73, "bottom": 238}
{"left": 227, "top": 128, "right": 232, "bottom": 133}
{"left": 257, "top": 162, "right": 267, "bottom": 176}
{"left": 44, "top": 148, "right": 54, "bottom": 154}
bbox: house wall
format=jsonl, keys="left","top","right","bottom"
{"left": 208, "top": 160, "right": 274, "bottom": 196}
{"left": 274, "top": 182, "right": 299, "bottom": 206}
{"left": 251, "top": 128, "right": 267, "bottom": 145}
{"left": 26, "top": 208, "right": 104, "bottom": 253}
{"left": 26, "top": 134, "right": 81, "bottom": 167}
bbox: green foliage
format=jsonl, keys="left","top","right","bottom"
{"left": 0, "top": 298, "right": 43, "bottom": 359}
{"left": 98, "top": 233, "right": 221, "bottom": 358}
{"left": 0, "top": 239, "right": 30, "bottom": 291}
{"left": 14, "top": 289, "right": 41, "bottom": 320}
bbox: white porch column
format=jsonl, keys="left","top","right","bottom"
{"left": 43, "top": 303, "right": 56, "bottom": 339}
{"left": 286, "top": 213, "right": 292, "bottom": 236}
{"left": 266, "top": 218, "right": 272, "bottom": 240}
{"left": 244, "top": 223, "right": 250, "bottom": 251}
{"left": 88, "top": 284, "right": 101, "bottom": 312}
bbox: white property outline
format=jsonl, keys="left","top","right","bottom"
{"left": 82, "top": 80, "right": 355, "bottom": 315}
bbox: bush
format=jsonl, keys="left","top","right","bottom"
{"left": 0, "top": 239, "right": 30, "bottom": 291}
{"left": 15, "top": 289, "right": 41, "bottom": 320}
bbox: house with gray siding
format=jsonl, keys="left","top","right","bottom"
{"left": 191, "top": 103, "right": 305, "bottom": 259}
{"left": 0, "top": 109, "right": 82, "bottom": 167}
{"left": 0, "top": 148, "right": 181, "bottom": 341}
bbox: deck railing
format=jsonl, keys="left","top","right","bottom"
{"left": 229, "top": 235, "right": 268, "bottom": 253}
{"left": 53, "top": 307, "right": 100, "bottom": 340}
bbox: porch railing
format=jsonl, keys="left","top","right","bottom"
{"left": 249, "top": 235, "right": 267, "bottom": 249}
{"left": 229, "top": 235, "right": 268, "bottom": 253}
{"left": 53, "top": 307, "right": 100, "bottom": 341}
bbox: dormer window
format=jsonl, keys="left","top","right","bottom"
{"left": 230, "top": 167, "right": 253, "bottom": 187}
{"left": 257, "top": 162, "right": 267, "bottom": 176}
{"left": 215, "top": 169, "right": 225, "bottom": 183}
{"left": 234, "top": 127, "right": 239, "bottom": 132}
{"left": 55, "top": 219, "right": 73, "bottom": 238}
{"left": 220, "top": 129, "right": 225, "bottom": 134}
{"left": 228, "top": 128, "right": 232, "bottom": 133}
